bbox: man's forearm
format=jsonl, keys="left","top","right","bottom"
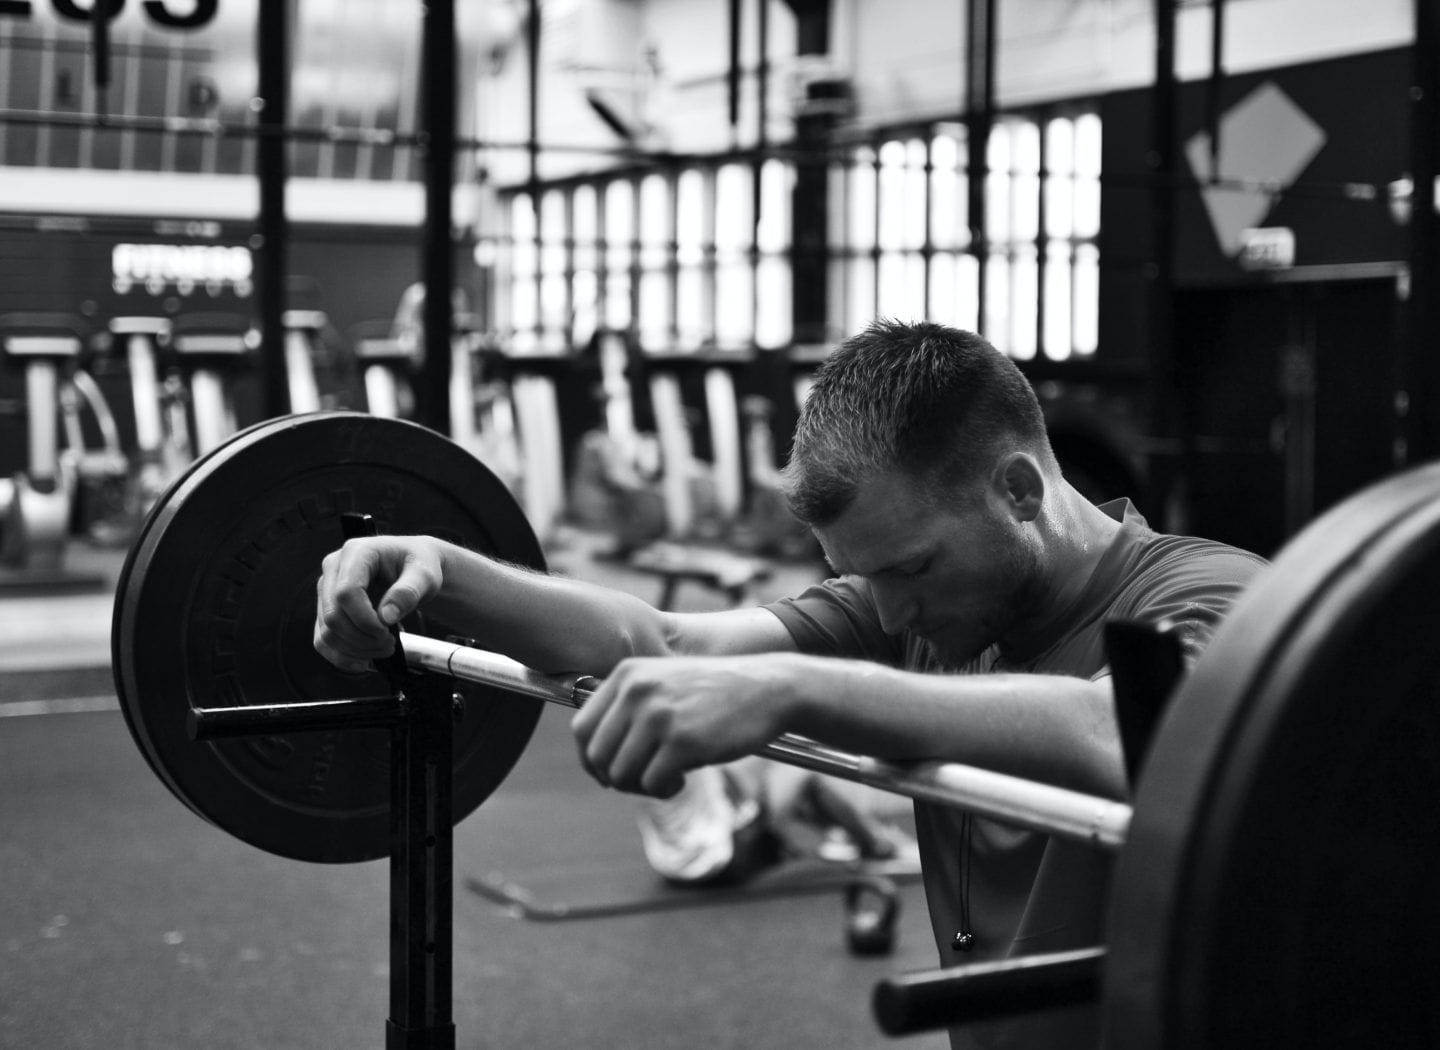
{"left": 422, "top": 542, "right": 674, "bottom": 675}
{"left": 781, "top": 657, "right": 1128, "bottom": 800}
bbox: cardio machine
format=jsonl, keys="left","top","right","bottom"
{"left": 0, "top": 312, "right": 124, "bottom": 592}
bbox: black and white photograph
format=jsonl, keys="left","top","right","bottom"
{"left": 1, "top": 2, "right": 1434, "bottom": 1047}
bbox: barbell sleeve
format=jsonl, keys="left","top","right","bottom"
{"left": 872, "top": 946, "right": 1107, "bottom": 1035}
{"left": 400, "top": 634, "right": 1132, "bottom": 850}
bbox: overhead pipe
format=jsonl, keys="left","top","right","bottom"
{"left": 256, "top": 0, "right": 291, "bottom": 420}
{"left": 1149, "top": 0, "right": 1183, "bottom": 529}
{"left": 420, "top": 0, "right": 457, "bottom": 436}
{"left": 966, "top": 0, "right": 996, "bottom": 338}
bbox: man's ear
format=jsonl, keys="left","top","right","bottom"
{"left": 993, "top": 452, "right": 1044, "bottom": 522}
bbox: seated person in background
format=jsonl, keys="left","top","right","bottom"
{"left": 315, "top": 319, "right": 1267, "bottom": 1050}
{"left": 635, "top": 757, "right": 915, "bottom": 886}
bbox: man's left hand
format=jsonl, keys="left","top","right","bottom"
{"left": 571, "top": 653, "right": 800, "bottom": 797}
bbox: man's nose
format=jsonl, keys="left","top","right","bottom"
{"left": 871, "top": 580, "right": 917, "bottom": 635}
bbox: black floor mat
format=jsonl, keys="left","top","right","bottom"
{"left": 466, "top": 854, "right": 922, "bottom": 922}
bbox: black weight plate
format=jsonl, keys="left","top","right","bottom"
{"left": 112, "top": 412, "right": 547, "bottom": 863}
{"left": 111, "top": 418, "right": 257, "bottom": 797}
{"left": 1106, "top": 462, "right": 1440, "bottom": 1049}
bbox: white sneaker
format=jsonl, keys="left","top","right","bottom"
{"left": 637, "top": 764, "right": 756, "bottom": 884}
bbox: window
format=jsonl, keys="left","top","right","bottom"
{"left": 507, "top": 193, "right": 538, "bottom": 353}
{"left": 831, "top": 147, "right": 877, "bottom": 336}
{"left": 638, "top": 173, "right": 673, "bottom": 351}
{"left": 714, "top": 163, "right": 754, "bottom": 349}
{"left": 538, "top": 189, "right": 569, "bottom": 353}
{"left": 830, "top": 106, "right": 1101, "bottom": 362}
{"left": 928, "top": 128, "right": 978, "bottom": 331}
{"left": 571, "top": 184, "right": 599, "bottom": 347}
{"left": 876, "top": 139, "right": 928, "bottom": 323}
{"left": 603, "top": 181, "right": 635, "bottom": 333}
{"left": 675, "top": 169, "right": 709, "bottom": 347}
{"left": 502, "top": 156, "right": 794, "bottom": 355}
{"left": 499, "top": 108, "right": 1099, "bottom": 362}
{"left": 755, "top": 159, "right": 793, "bottom": 349}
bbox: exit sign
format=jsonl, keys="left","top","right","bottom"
{"left": 1238, "top": 227, "right": 1296, "bottom": 270}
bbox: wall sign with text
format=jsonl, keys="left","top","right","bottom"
{"left": 0, "top": 1, "right": 217, "bottom": 30}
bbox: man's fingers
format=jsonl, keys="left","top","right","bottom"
{"left": 571, "top": 659, "right": 640, "bottom": 774}
{"left": 603, "top": 721, "right": 665, "bottom": 793}
{"left": 314, "top": 540, "right": 428, "bottom": 674}
{"left": 327, "top": 543, "right": 387, "bottom": 623}
{"left": 377, "top": 566, "right": 431, "bottom": 627}
{"left": 312, "top": 570, "right": 385, "bottom": 673}
{"left": 637, "top": 749, "right": 687, "bottom": 799}
{"left": 573, "top": 678, "right": 637, "bottom": 788}
{"left": 571, "top": 667, "right": 690, "bottom": 796}
{"left": 568, "top": 668, "right": 610, "bottom": 740}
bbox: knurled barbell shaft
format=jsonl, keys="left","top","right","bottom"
{"left": 400, "top": 634, "right": 1132, "bottom": 850}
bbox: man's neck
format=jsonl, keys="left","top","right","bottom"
{"left": 998, "top": 486, "right": 1125, "bottom": 661}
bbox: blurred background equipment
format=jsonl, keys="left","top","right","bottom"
{"left": 163, "top": 311, "right": 256, "bottom": 456}
{"left": 3, "top": 0, "right": 1432, "bottom": 565}
{"left": 0, "top": 311, "right": 118, "bottom": 592}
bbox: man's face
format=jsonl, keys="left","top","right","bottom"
{"left": 812, "top": 469, "right": 1041, "bottom": 666}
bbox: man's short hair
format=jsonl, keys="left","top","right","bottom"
{"left": 782, "top": 319, "right": 1053, "bottom": 525}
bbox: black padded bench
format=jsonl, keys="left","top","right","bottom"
{"left": 626, "top": 540, "right": 773, "bottom": 611}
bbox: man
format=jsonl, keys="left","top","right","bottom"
{"left": 315, "top": 319, "right": 1266, "bottom": 1048}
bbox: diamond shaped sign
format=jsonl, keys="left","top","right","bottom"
{"left": 1185, "top": 81, "right": 1327, "bottom": 256}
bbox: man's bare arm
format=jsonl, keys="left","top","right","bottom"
{"left": 313, "top": 536, "right": 796, "bottom": 677}
{"left": 574, "top": 651, "right": 1127, "bottom": 802}
{"left": 782, "top": 659, "right": 1126, "bottom": 798}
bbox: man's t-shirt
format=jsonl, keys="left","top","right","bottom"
{"left": 764, "top": 500, "right": 1268, "bottom": 1049}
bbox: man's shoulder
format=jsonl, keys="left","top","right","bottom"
{"left": 1130, "top": 530, "right": 1270, "bottom": 589}
{"left": 1104, "top": 529, "right": 1269, "bottom": 659}
{"left": 1104, "top": 499, "right": 1269, "bottom": 581}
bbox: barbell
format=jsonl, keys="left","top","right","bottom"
{"left": 110, "top": 411, "right": 1440, "bottom": 1047}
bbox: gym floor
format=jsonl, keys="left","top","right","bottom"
{"left": 0, "top": 530, "right": 947, "bottom": 1050}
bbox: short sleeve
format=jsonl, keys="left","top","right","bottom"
{"left": 763, "top": 576, "right": 906, "bottom": 665}
{"left": 1115, "top": 541, "right": 1270, "bottom": 667}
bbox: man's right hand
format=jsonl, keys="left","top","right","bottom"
{"left": 313, "top": 536, "right": 446, "bottom": 673}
